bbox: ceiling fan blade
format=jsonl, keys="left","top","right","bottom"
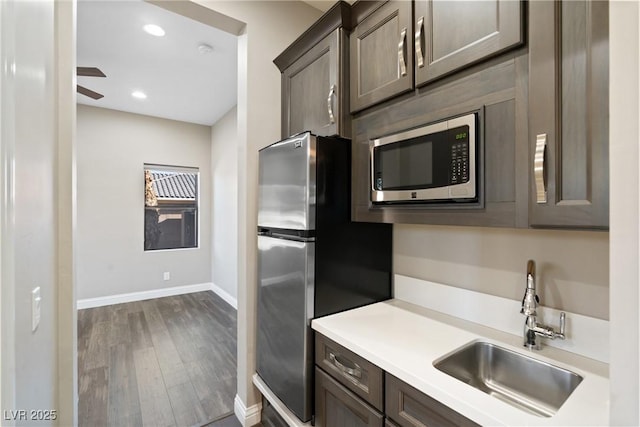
{"left": 77, "top": 85, "right": 104, "bottom": 100}
{"left": 77, "top": 67, "right": 106, "bottom": 78}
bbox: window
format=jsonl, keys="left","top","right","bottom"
{"left": 144, "top": 164, "right": 199, "bottom": 250}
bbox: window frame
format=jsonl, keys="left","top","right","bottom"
{"left": 143, "top": 163, "right": 200, "bottom": 252}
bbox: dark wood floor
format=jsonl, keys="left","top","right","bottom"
{"left": 202, "top": 413, "right": 243, "bottom": 427}
{"left": 78, "top": 291, "right": 237, "bottom": 427}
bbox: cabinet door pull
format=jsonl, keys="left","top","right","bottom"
{"left": 415, "top": 16, "right": 425, "bottom": 68}
{"left": 398, "top": 27, "right": 408, "bottom": 77}
{"left": 534, "top": 133, "right": 547, "bottom": 204}
{"left": 329, "top": 352, "right": 362, "bottom": 379}
{"left": 327, "top": 84, "right": 336, "bottom": 125}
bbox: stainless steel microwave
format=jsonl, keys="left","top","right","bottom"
{"left": 370, "top": 112, "right": 478, "bottom": 204}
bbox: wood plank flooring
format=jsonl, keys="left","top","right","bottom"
{"left": 78, "top": 291, "right": 237, "bottom": 427}
{"left": 202, "top": 413, "right": 243, "bottom": 427}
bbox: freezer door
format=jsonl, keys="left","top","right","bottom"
{"left": 256, "top": 235, "right": 315, "bottom": 422}
{"left": 258, "top": 133, "right": 316, "bottom": 231}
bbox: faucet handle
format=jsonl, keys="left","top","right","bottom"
{"left": 559, "top": 312, "right": 566, "bottom": 336}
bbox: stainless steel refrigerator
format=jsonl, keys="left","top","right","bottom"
{"left": 256, "top": 132, "right": 392, "bottom": 422}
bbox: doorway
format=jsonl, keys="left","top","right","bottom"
{"left": 75, "top": 1, "right": 240, "bottom": 424}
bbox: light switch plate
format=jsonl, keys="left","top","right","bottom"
{"left": 163, "top": 272, "right": 170, "bottom": 281}
{"left": 32, "top": 287, "right": 41, "bottom": 332}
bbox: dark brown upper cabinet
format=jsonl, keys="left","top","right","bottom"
{"left": 350, "top": 0, "right": 524, "bottom": 113}
{"left": 528, "top": 0, "right": 609, "bottom": 229}
{"left": 414, "top": 0, "right": 524, "bottom": 86}
{"left": 350, "top": 1, "right": 414, "bottom": 112}
{"left": 275, "top": 2, "right": 351, "bottom": 139}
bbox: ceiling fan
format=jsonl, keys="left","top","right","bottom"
{"left": 77, "top": 67, "right": 106, "bottom": 100}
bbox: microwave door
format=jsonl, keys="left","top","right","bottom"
{"left": 369, "top": 112, "right": 477, "bottom": 203}
{"left": 258, "top": 133, "right": 316, "bottom": 231}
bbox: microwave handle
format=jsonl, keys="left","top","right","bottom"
{"left": 534, "top": 133, "right": 547, "bottom": 204}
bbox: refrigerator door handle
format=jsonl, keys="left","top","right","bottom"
{"left": 258, "top": 229, "right": 315, "bottom": 243}
{"left": 270, "top": 232, "right": 315, "bottom": 243}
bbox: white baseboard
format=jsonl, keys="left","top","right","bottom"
{"left": 394, "top": 274, "right": 609, "bottom": 363}
{"left": 234, "top": 394, "right": 262, "bottom": 427}
{"left": 210, "top": 282, "right": 238, "bottom": 310}
{"left": 77, "top": 282, "right": 214, "bottom": 309}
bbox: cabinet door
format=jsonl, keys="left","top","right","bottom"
{"left": 315, "top": 367, "right": 384, "bottom": 427}
{"left": 386, "top": 374, "right": 479, "bottom": 427}
{"left": 283, "top": 28, "right": 347, "bottom": 138}
{"left": 528, "top": 0, "right": 609, "bottom": 228}
{"left": 414, "top": 0, "right": 523, "bottom": 86}
{"left": 350, "top": 1, "right": 413, "bottom": 113}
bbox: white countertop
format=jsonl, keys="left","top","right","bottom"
{"left": 311, "top": 299, "right": 609, "bottom": 426}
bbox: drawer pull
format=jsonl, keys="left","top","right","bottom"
{"left": 329, "top": 352, "right": 362, "bottom": 379}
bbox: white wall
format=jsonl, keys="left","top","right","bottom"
{"left": 55, "top": 0, "right": 78, "bottom": 424}
{"left": 211, "top": 106, "right": 238, "bottom": 303}
{"left": 1, "top": 0, "right": 59, "bottom": 423}
{"left": 76, "top": 105, "right": 212, "bottom": 300}
{"left": 395, "top": 225, "right": 609, "bottom": 320}
{"left": 609, "top": 1, "right": 640, "bottom": 423}
{"left": 1, "top": 0, "right": 4, "bottom": 412}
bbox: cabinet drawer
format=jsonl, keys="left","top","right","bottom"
{"left": 316, "top": 367, "right": 384, "bottom": 427}
{"left": 315, "top": 333, "right": 384, "bottom": 411}
{"left": 386, "top": 373, "right": 479, "bottom": 427}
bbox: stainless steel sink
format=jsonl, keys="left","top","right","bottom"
{"left": 433, "top": 341, "right": 583, "bottom": 417}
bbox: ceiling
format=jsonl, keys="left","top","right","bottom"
{"left": 77, "top": 0, "right": 237, "bottom": 126}
{"left": 301, "top": 0, "right": 338, "bottom": 12}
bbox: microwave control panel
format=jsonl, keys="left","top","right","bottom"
{"left": 449, "top": 138, "right": 469, "bottom": 185}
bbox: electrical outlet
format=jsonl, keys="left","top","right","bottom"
{"left": 32, "top": 287, "right": 41, "bottom": 332}
{"left": 163, "top": 272, "right": 170, "bottom": 281}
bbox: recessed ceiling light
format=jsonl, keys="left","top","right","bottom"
{"left": 143, "top": 24, "right": 165, "bottom": 37}
{"left": 131, "top": 91, "right": 147, "bottom": 100}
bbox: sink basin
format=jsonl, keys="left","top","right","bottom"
{"left": 433, "top": 341, "right": 583, "bottom": 417}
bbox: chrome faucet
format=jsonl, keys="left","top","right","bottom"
{"left": 521, "top": 260, "right": 566, "bottom": 350}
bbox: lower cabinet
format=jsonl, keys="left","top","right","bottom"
{"left": 386, "top": 374, "right": 480, "bottom": 427}
{"left": 315, "top": 333, "right": 481, "bottom": 427}
{"left": 315, "top": 367, "right": 384, "bottom": 427}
